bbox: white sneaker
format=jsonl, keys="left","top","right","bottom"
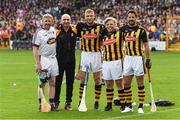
{"left": 121, "top": 107, "right": 133, "bottom": 113}
{"left": 138, "top": 108, "right": 144, "bottom": 114}
{"left": 132, "top": 102, "right": 136, "bottom": 106}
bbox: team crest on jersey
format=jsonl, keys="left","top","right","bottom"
{"left": 125, "top": 35, "right": 135, "bottom": 42}
{"left": 103, "top": 39, "right": 116, "bottom": 45}
{"left": 82, "top": 27, "right": 87, "bottom": 31}
{"left": 84, "top": 33, "right": 97, "bottom": 39}
{"left": 71, "top": 33, "right": 74, "bottom": 37}
{"left": 88, "top": 26, "right": 92, "bottom": 29}
{"left": 103, "top": 35, "right": 108, "bottom": 38}
{"left": 47, "top": 38, "right": 56, "bottom": 44}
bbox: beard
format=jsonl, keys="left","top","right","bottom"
{"left": 87, "top": 19, "right": 94, "bottom": 25}
{"left": 128, "top": 20, "right": 136, "bottom": 26}
{"left": 107, "top": 27, "right": 115, "bottom": 32}
{"left": 45, "top": 23, "right": 51, "bottom": 26}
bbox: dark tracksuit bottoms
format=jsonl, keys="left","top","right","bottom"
{"left": 54, "top": 26, "right": 76, "bottom": 104}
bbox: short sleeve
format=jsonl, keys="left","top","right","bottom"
{"left": 32, "top": 29, "right": 41, "bottom": 47}
{"left": 100, "top": 25, "right": 107, "bottom": 40}
{"left": 76, "top": 22, "right": 82, "bottom": 37}
{"left": 71, "top": 25, "right": 77, "bottom": 34}
{"left": 141, "top": 30, "right": 148, "bottom": 43}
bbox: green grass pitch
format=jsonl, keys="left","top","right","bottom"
{"left": 0, "top": 50, "right": 180, "bottom": 119}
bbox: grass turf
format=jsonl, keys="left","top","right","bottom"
{"left": 0, "top": 50, "right": 180, "bottom": 119}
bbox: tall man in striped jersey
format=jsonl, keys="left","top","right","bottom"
{"left": 102, "top": 17, "right": 125, "bottom": 111}
{"left": 32, "top": 14, "right": 59, "bottom": 111}
{"left": 76, "top": 9, "right": 104, "bottom": 110}
{"left": 121, "top": 10, "right": 151, "bottom": 113}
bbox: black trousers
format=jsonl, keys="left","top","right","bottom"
{"left": 54, "top": 62, "right": 75, "bottom": 103}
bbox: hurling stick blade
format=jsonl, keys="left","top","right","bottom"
{"left": 39, "top": 87, "right": 51, "bottom": 112}
{"left": 78, "top": 87, "right": 87, "bottom": 112}
{"left": 41, "top": 98, "right": 51, "bottom": 112}
{"left": 151, "top": 101, "right": 157, "bottom": 112}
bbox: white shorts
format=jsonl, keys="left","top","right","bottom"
{"left": 102, "top": 60, "right": 123, "bottom": 80}
{"left": 123, "top": 55, "right": 145, "bottom": 76}
{"left": 40, "top": 56, "right": 59, "bottom": 76}
{"left": 80, "top": 51, "right": 102, "bottom": 72}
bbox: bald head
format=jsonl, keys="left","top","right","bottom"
{"left": 61, "top": 14, "right": 71, "bottom": 23}
{"left": 61, "top": 14, "right": 71, "bottom": 28}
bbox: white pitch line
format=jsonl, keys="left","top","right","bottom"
{"left": 103, "top": 108, "right": 180, "bottom": 120}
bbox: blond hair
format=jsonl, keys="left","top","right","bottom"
{"left": 104, "top": 17, "right": 117, "bottom": 25}
{"left": 42, "top": 13, "right": 53, "bottom": 19}
{"left": 85, "top": 9, "right": 94, "bottom": 14}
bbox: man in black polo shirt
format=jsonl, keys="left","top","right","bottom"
{"left": 54, "top": 14, "right": 77, "bottom": 111}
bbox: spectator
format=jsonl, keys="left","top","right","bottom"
{"left": 1, "top": 26, "right": 10, "bottom": 47}
{"left": 0, "top": 0, "right": 179, "bottom": 45}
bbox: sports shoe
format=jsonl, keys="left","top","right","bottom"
{"left": 64, "top": 102, "right": 72, "bottom": 110}
{"left": 138, "top": 108, "right": 144, "bottom": 113}
{"left": 104, "top": 104, "right": 112, "bottom": 111}
{"left": 50, "top": 103, "right": 56, "bottom": 111}
{"left": 54, "top": 103, "right": 60, "bottom": 111}
{"left": 120, "top": 105, "right": 125, "bottom": 111}
{"left": 94, "top": 102, "right": 99, "bottom": 110}
{"left": 38, "top": 105, "right": 41, "bottom": 112}
{"left": 121, "top": 107, "right": 133, "bottom": 113}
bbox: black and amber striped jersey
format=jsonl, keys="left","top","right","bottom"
{"left": 121, "top": 25, "right": 148, "bottom": 56}
{"left": 102, "top": 30, "right": 124, "bottom": 61}
{"left": 76, "top": 22, "right": 104, "bottom": 52}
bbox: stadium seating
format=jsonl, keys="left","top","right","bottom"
{"left": 0, "top": 0, "right": 179, "bottom": 50}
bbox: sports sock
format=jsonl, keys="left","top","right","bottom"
{"left": 39, "top": 98, "right": 41, "bottom": 104}
{"left": 49, "top": 98, "right": 54, "bottom": 104}
{"left": 106, "top": 88, "right": 114, "bottom": 104}
{"left": 95, "top": 84, "right": 102, "bottom": 103}
{"left": 124, "top": 87, "right": 132, "bottom": 108}
{"left": 118, "top": 89, "right": 125, "bottom": 107}
{"left": 138, "top": 86, "right": 145, "bottom": 108}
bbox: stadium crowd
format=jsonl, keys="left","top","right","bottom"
{"left": 0, "top": 0, "right": 179, "bottom": 48}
